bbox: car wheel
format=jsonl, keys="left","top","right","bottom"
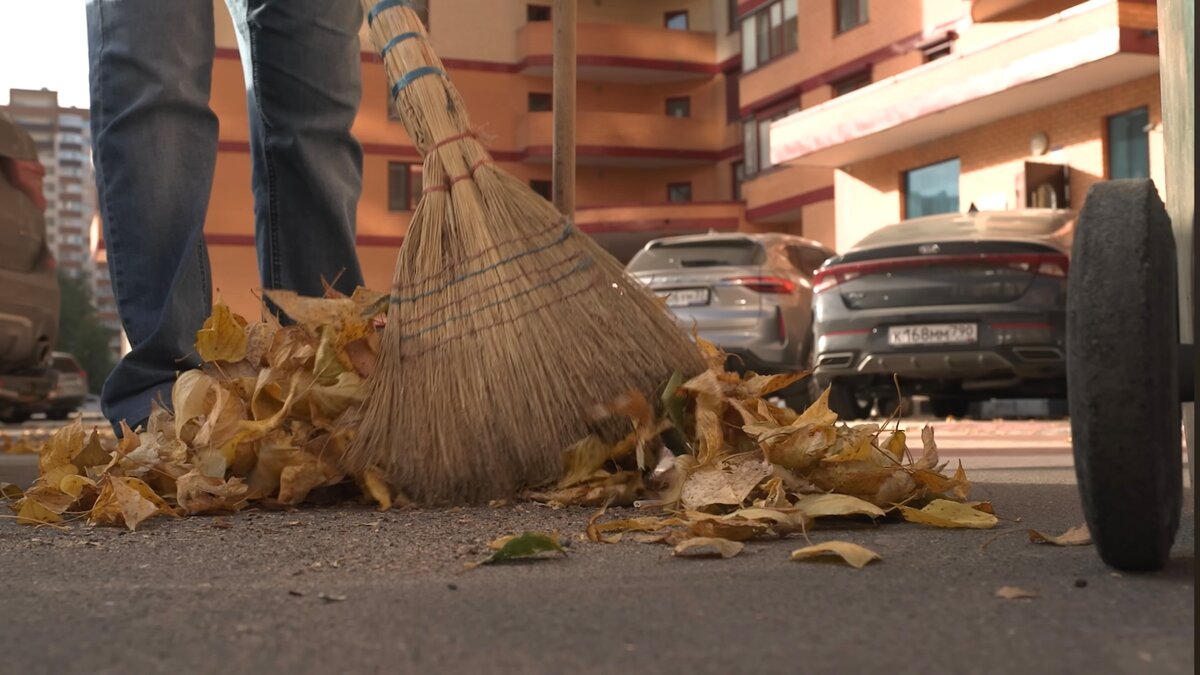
{"left": 0, "top": 410, "right": 31, "bottom": 425}
{"left": 827, "top": 383, "right": 872, "bottom": 420}
{"left": 930, "top": 397, "right": 969, "bottom": 419}
{"left": 47, "top": 409, "right": 71, "bottom": 421}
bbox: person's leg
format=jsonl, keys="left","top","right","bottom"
{"left": 225, "top": 0, "right": 365, "bottom": 299}
{"left": 87, "top": 0, "right": 217, "bottom": 432}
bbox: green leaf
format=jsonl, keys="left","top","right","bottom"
{"left": 470, "top": 531, "right": 566, "bottom": 568}
{"left": 659, "top": 370, "right": 692, "bottom": 456}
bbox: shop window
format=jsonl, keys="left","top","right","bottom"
{"left": 836, "top": 0, "right": 868, "bottom": 34}
{"left": 666, "top": 97, "right": 691, "bottom": 118}
{"left": 1106, "top": 107, "right": 1150, "bottom": 179}
{"left": 904, "top": 158, "right": 960, "bottom": 218}
{"left": 667, "top": 182, "right": 693, "bottom": 203}
{"left": 528, "top": 92, "right": 553, "bottom": 112}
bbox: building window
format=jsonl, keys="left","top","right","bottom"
{"left": 922, "top": 37, "right": 955, "bottom": 62}
{"left": 836, "top": 0, "right": 868, "bottom": 34}
{"left": 732, "top": 161, "right": 745, "bottom": 201}
{"left": 725, "top": 73, "right": 740, "bottom": 124}
{"left": 665, "top": 11, "right": 689, "bottom": 30}
{"left": 666, "top": 97, "right": 691, "bottom": 118}
{"left": 832, "top": 70, "right": 871, "bottom": 97}
{"left": 527, "top": 4, "right": 551, "bottom": 21}
{"left": 727, "top": 0, "right": 739, "bottom": 34}
{"left": 904, "top": 158, "right": 960, "bottom": 219}
{"left": 667, "top": 182, "right": 693, "bottom": 203}
{"left": 528, "top": 92, "right": 553, "bottom": 112}
{"left": 1106, "top": 107, "right": 1150, "bottom": 180}
{"left": 747, "top": 106, "right": 798, "bottom": 175}
{"left": 741, "top": 0, "right": 797, "bottom": 71}
{"left": 388, "top": 162, "right": 421, "bottom": 211}
{"left": 530, "top": 179, "right": 552, "bottom": 201}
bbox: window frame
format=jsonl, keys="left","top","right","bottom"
{"left": 530, "top": 179, "right": 553, "bottom": 201}
{"left": 835, "top": 0, "right": 869, "bottom": 35}
{"left": 664, "top": 10, "right": 689, "bottom": 30}
{"left": 1104, "top": 106, "right": 1151, "bottom": 180}
{"left": 744, "top": 103, "right": 799, "bottom": 176}
{"left": 831, "top": 69, "right": 872, "bottom": 97}
{"left": 665, "top": 96, "right": 692, "bottom": 118}
{"left": 739, "top": 0, "right": 798, "bottom": 72}
{"left": 527, "top": 4, "right": 551, "bottom": 21}
{"left": 528, "top": 92, "right": 553, "bottom": 112}
{"left": 388, "top": 161, "right": 421, "bottom": 212}
{"left": 902, "top": 157, "right": 961, "bottom": 220}
{"left": 667, "top": 181, "right": 694, "bottom": 203}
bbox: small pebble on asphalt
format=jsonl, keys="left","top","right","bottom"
{"left": 447, "top": 583, "right": 458, "bottom": 591}
{"left": 1074, "top": 579, "right": 1087, "bottom": 588}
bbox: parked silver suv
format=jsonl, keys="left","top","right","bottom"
{"left": 810, "top": 209, "right": 1074, "bottom": 419}
{"left": 626, "top": 232, "right": 834, "bottom": 405}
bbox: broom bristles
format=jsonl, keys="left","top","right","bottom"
{"left": 348, "top": 0, "right": 706, "bottom": 504}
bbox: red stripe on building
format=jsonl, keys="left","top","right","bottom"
{"left": 745, "top": 185, "right": 834, "bottom": 220}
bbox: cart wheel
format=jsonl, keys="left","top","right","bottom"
{"left": 1067, "top": 179, "right": 1182, "bottom": 572}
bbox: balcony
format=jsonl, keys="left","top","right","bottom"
{"left": 742, "top": 165, "right": 834, "bottom": 224}
{"left": 575, "top": 201, "right": 745, "bottom": 262}
{"left": 517, "top": 110, "right": 731, "bottom": 166}
{"left": 770, "top": 0, "right": 1158, "bottom": 168}
{"left": 516, "top": 21, "right": 719, "bottom": 83}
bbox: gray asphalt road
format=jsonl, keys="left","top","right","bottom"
{"left": 0, "top": 479, "right": 1193, "bottom": 675}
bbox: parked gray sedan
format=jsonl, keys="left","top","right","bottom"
{"left": 626, "top": 232, "right": 834, "bottom": 406}
{"left": 810, "top": 209, "right": 1075, "bottom": 419}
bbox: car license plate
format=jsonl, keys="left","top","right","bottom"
{"left": 887, "top": 323, "right": 978, "bottom": 346}
{"left": 660, "top": 288, "right": 710, "bottom": 307}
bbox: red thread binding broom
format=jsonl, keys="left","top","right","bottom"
{"left": 346, "top": 0, "right": 706, "bottom": 504}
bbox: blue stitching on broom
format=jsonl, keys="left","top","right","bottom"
{"left": 400, "top": 256, "right": 596, "bottom": 340}
{"left": 367, "top": 0, "right": 421, "bottom": 26}
{"left": 380, "top": 32, "right": 423, "bottom": 59}
{"left": 391, "top": 220, "right": 578, "bottom": 305}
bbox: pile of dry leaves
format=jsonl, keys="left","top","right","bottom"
{"left": 2, "top": 287, "right": 1011, "bottom": 565}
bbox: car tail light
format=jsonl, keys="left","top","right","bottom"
{"left": 722, "top": 275, "right": 797, "bottom": 294}
{"left": 0, "top": 157, "right": 47, "bottom": 211}
{"left": 812, "top": 252, "right": 1071, "bottom": 294}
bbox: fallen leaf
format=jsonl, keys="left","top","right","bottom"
{"left": 792, "top": 493, "right": 887, "bottom": 519}
{"left": 679, "top": 455, "right": 772, "bottom": 510}
{"left": 559, "top": 436, "right": 614, "bottom": 489}
{"left": 175, "top": 470, "right": 249, "bottom": 515}
{"left": 1028, "top": 523, "right": 1091, "bottom": 546}
{"left": 673, "top": 537, "right": 744, "bottom": 558}
{"left": 89, "top": 477, "right": 175, "bottom": 531}
{"left": 687, "top": 518, "right": 767, "bottom": 541}
{"left": 790, "top": 541, "right": 881, "bottom": 569}
{"left": 899, "top": 499, "right": 999, "bottom": 529}
{"left": 994, "top": 586, "right": 1039, "bottom": 600}
{"left": 72, "top": 430, "right": 112, "bottom": 471}
{"left": 470, "top": 532, "right": 566, "bottom": 567}
{"left": 195, "top": 302, "right": 248, "bottom": 363}
{"left": 361, "top": 467, "right": 392, "bottom": 511}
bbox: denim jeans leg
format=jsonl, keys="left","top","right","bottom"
{"left": 87, "top": 0, "right": 217, "bottom": 432}
{"left": 225, "top": 0, "right": 366, "bottom": 300}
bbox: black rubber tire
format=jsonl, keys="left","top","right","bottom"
{"left": 46, "top": 409, "right": 71, "bottom": 421}
{"left": 826, "top": 382, "right": 871, "bottom": 420}
{"left": 930, "top": 397, "right": 969, "bottom": 419}
{"left": 0, "top": 410, "right": 31, "bottom": 425}
{"left": 1068, "top": 179, "right": 1181, "bottom": 572}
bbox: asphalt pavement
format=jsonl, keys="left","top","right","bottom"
{"left": 0, "top": 419, "right": 1194, "bottom": 675}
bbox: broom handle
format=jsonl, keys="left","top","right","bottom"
{"left": 552, "top": 0, "right": 576, "bottom": 217}
{"left": 361, "top": 0, "right": 475, "bottom": 160}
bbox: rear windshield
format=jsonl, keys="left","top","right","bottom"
{"left": 627, "top": 240, "right": 765, "bottom": 272}
{"left": 52, "top": 356, "right": 80, "bottom": 372}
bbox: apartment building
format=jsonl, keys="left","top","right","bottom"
{"left": 203, "top": 0, "right": 748, "bottom": 318}
{"left": 2, "top": 89, "right": 97, "bottom": 279}
{"left": 759, "top": 0, "right": 1163, "bottom": 249}
{"left": 2, "top": 88, "right": 122, "bottom": 356}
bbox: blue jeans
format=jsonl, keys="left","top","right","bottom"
{"left": 87, "top": 0, "right": 366, "bottom": 432}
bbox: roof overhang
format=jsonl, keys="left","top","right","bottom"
{"left": 770, "top": 0, "right": 1159, "bottom": 168}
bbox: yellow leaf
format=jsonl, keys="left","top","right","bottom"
{"left": 361, "top": 467, "right": 392, "bottom": 511}
{"left": 176, "top": 470, "right": 249, "bottom": 515}
{"left": 916, "top": 425, "right": 939, "bottom": 469}
{"left": 243, "top": 320, "right": 279, "bottom": 368}
{"left": 687, "top": 518, "right": 767, "bottom": 541}
{"left": 725, "top": 507, "right": 811, "bottom": 532}
{"left": 1028, "top": 523, "right": 1091, "bottom": 546}
{"left": 790, "top": 541, "right": 881, "bottom": 569}
{"left": 195, "top": 302, "right": 248, "bottom": 363}
{"left": 16, "top": 498, "right": 63, "bottom": 526}
{"left": 792, "top": 493, "right": 887, "bottom": 519}
{"left": 72, "top": 430, "right": 111, "bottom": 471}
{"left": 559, "top": 436, "right": 614, "bottom": 489}
{"left": 173, "top": 369, "right": 215, "bottom": 441}
{"left": 276, "top": 451, "right": 342, "bottom": 505}
{"left": 39, "top": 418, "right": 83, "bottom": 474}
{"left": 59, "top": 474, "right": 97, "bottom": 499}
{"left": 882, "top": 430, "right": 907, "bottom": 461}
{"left": 694, "top": 335, "right": 727, "bottom": 372}
{"left": 899, "top": 499, "right": 999, "bottom": 529}
{"left": 89, "top": 477, "right": 175, "bottom": 531}
{"left": 679, "top": 456, "right": 772, "bottom": 511}
{"left": 305, "top": 370, "right": 367, "bottom": 430}
{"left": 741, "top": 371, "right": 810, "bottom": 398}
{"left": 673, "top": 537, "right": 744, "bottom": 558}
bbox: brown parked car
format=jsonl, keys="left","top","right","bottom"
{"left": 0, "top": 110, "right": 60, "bottom": 423}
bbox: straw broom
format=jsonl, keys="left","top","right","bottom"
{"left": 347, "top": 0, "right": 706, "bottom": 504}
